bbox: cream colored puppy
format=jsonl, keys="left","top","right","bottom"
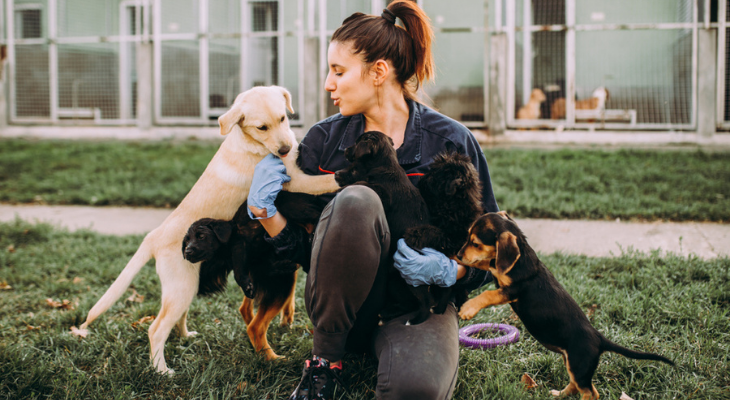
{"left": 77, "top": 86, "right": 339, "bottom": 374}
{"left": 517, "top": 88, "right": 547, "bottom": 120}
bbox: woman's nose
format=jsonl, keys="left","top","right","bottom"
{"left": 324, "top": 73, "right": 335, "bottom": 92}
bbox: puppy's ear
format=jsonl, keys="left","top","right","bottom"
{"left": 211, "top": 221, "right": 233, "bottom": 243}
{"left": 279, "top": 86, "right": 295, "bottom": 114}
{"left": 496, "top": 211, "right": 513, "bottom": 221}
{"left": 445, "top": 177, "right": 463, "bottom": 196}
{"left": 496, "top": 231, "right": 520, "bottom": 274}
{"left": 354, "top": 139, "right": 376, "bottom": 160}
{"left": 218, "top": 106, "right": 242, "bottom": 136}
{"left": 181, "top": 231, "right": 190, "bottom": 257}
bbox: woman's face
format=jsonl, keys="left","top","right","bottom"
{"left": 324, "top": 41, "right": 378, "bottom": 116}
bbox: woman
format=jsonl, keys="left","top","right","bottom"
{"left": 246, "top": 1, "right": 498, "bottom": 399}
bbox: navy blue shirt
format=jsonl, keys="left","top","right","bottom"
{"left": 268, "top": 100, "right": 498, "bottom": 291}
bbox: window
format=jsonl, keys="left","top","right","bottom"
{"left": 15, "top": 6, "right": 42, "bottom": 39}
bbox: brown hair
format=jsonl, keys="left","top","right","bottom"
{"left": 331, "top": 0, "right": 435, "bottom": 101}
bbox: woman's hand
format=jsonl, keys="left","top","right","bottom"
{"left": 247, "top": 154, "right": 291, "bottom": 220}
{"left": 393, "top": 239, "right": 460, "bottom": 287}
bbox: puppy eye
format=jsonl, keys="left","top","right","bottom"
{"left": 471, "top": 242, "right": 479, "bottom": 248}
{"left": 257, "top": 125, "right": 268, "bottom": 131}
{"left": 198, "top": 234, "right": 205, "bottom": 240}
{"left": 280, "top": 116, "right": 285, "bottom": 122}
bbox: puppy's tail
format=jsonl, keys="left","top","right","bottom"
{"left": 600, "top": 336, "right": 675, "bottom": 366}
{"left": 79, "top": 236, "right": 154, "bottom": 329}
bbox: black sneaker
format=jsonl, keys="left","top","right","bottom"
{"left": 289, "top": 357, "right": 345, "bottom": 400}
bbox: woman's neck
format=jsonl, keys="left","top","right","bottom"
{"left": 363, "top": 95, "right": 410, "bottom": 149}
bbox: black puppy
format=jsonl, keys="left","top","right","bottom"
{"left": 403, "top": 152, "right": 484, "bottom": 316}
{"left": 334, "top": 131, "right": 433, "bottom": 324}
{"left": 458, "top": 212, "right": 674, "bottom": 399}
{"left": 182, "top": 191, "right": 324, "bottom": 359}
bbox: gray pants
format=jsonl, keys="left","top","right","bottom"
{"left": 305, "top": 186, "right": 460, "bottom": 400}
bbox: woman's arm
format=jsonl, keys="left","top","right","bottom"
{"left": 248, "top": 205, "right": 287, "bottom": 237}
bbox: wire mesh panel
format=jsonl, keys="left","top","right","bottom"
{"left": 58, "top": 43, "right": 121, "bottom": 120}
{"left": 156, "top": 0, "right": 200, "bottom": 120}
{"left": 247, "top": 1, "right": 279, "bottom": 88}
{"left": 209, "top": 0, "right": 240, "bottom": 118}
{"left": 11, "top": 0, "right": 51, "bottom": 119}
{"left": 507, "top": 0, "right": 697, "bottom": 130}
{"left": 14, "top": 44, "right": 51, "bottom": 118}
{"left": 423, "top": 0, "right": 487, "bottom": 125}
{"left": 160, "top": 41, "right": 200, "bottom": 118}
{"left": 8, "top": 0, "right": 141, "bottom": 123}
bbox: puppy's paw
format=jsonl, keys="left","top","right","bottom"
{"left": 185, "top": 330, "right": 198, "bottom": 338}
{"left": 458, "top": 300, "right": 482, "bottom": 320}
{"left": 550, "top": 389, "right": 561, "bottom": 397}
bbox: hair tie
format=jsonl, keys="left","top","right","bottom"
{"left": 381, "top": 8, "right": 396, "bottom": 25}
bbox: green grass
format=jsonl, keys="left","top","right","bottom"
{"left": 1, "top": 138, "right": 730, "bottom": 221}
{"left": 1, "top": 219, "right": 728, "bottom": 399}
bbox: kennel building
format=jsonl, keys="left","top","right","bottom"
{"left": 0, "top": 0, "right": 727, "bottom": 137}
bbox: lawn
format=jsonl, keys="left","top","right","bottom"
{"left": 1, "top": 219, "right": 727, "bottom": 399}
{"left": 1, "top": 138, "right": 729, "bottom": 221}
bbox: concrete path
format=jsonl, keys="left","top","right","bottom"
{"left": 1, "top": 204, "right": 728, "bottom": 259}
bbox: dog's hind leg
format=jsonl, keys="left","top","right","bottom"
{"left": 550, "top": 351, "right": 599, "bottom": 399}
{"left": 239, "top": 296, "right": 254, "bottom": 325}
{"left": 247, "top": 299, "right": 285, "bottom": 360}
{"left": 79, "top": 237, "right": 154, "bottom": 329}
{"left": 566, "top": 352, "right": 601, "bottom": 400}
{"left": 280, "top": 270, "right": 297, "bottom": 327}
{"left": 176, "top": 310, "right": 197, "bottom": 338}
{"left": 147, "top": 254, "right": 199, "bottom": 374}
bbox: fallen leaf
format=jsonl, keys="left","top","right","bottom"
{"left": 73, "top": 277, "right": 84, "bottom": 284}
{"left": 0, "top": 281, "right": 12, "bottom": 290}
{"left": 214, "top": 318, "right": 221, "bottom": 324}
{"left": 131, "top": 315, "right": 155, "bottom": 329}
{"left": 126, "top": 289, "right": 144, "bottom": 303}
{"left": 27, "top": 325, "right": 40, "bottom": 331}
{"left": 46, "top": 298, "right": 74, "bottom": 310}
{"left": 6, "top": 245, "right": 15, "bottom": 253}
{"left": 521, "top": 373, "right": 538, "bottom": 390}
{"left": 620, "top": 392, "right": 634, "bottom": 400}
{"left": 587, "top": 304, "right": 600, "bottom": 319}
{"left": 70, "top": 326, "right": 89, "bottom": 338}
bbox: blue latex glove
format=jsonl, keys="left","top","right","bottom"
{"left": 247, "top": 153, "right": 291, "bottom": 219}
{"left": 393, "top": 239, "right": 458, "bottom": 287}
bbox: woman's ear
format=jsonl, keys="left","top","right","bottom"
{"left": 372, "top": 59, "right": 390, "bottom": 86}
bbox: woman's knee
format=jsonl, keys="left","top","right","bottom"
{"left": 332, "top": 185, "right": 382, "bottom": 217}
{"left": 381, "top": 375, "right": 455, "bottom": 400}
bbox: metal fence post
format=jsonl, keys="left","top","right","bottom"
{"left": 302, "top": 37, "right": 319, "bottom": 136}
{"left": 136, "top": 42, "right": 153, "bottom": 129}
{"left": 489, "top": 33, "right": 507, "bottom": 135}
{"left": 697, "top": 27, "right": 717, "bottom": 137}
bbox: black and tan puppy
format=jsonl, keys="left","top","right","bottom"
{"left": 457, "top": 212, "right": 674, "bottom": 400}
{"left": 334, "top": 131, "right": 432, "bottom": 324}
{"left": 182, "top": 191, "right": 324, "bottom": 360}
{"left": 403, "top": 152, "right": 484, "bottom": 316}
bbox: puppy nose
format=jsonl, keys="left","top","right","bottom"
{"left": 278, "top": 144, "right": 292, "bottom": 157}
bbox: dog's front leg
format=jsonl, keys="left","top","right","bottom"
{"left": 458, "top": 289, "right": 513, "bottom": 320}
{"left": 281, "top": 156, "right": 340, "bottom": 195}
